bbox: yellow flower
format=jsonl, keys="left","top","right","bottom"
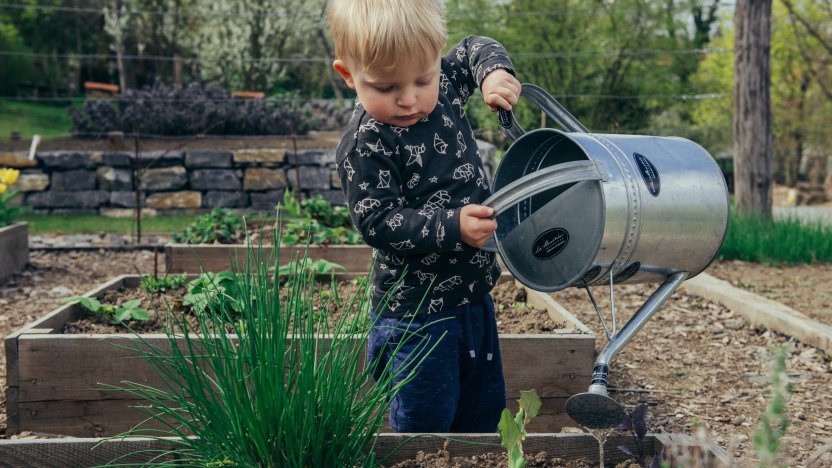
{"left": 0, "top": 168, "right": 20, "bottom": 186}
{"left": 0, "top": 183, "right": 6, "bottom": 194}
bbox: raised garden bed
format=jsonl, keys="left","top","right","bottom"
{"left": 0, "top": 432, "right": 733, "bottom": 467}
{"left": 165, "top": 242, "right": 375, "bottom": 273}
{"left": 0, "top": 222, "right": 28, "bottom": 282}
{"left": 4, "top": 273, "right": 596, "bottom": 437}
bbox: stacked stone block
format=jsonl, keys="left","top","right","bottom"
{"left": 0, "top": 147, "right": 345, "bottom": 215}
{"left": 0, "top": 140, "right": 496, "bottom": 215}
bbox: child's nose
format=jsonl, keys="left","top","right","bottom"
{"left": 397, "top": 89, "right": 418, "bottom": 108}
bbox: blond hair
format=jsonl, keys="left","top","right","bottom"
{"left": 328, "top": 0, "right": 447, "bottom": 73}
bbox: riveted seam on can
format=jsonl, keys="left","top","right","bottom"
{"left": 587, "top": 134, "right": 643, "bottom": 278}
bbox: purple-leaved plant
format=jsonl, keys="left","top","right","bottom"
{"left": 616, "top": 402, "right": 664, "bottom": 468}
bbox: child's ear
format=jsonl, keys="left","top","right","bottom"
{"left": 333, "top": 60, "right": 355, "bottom": 89}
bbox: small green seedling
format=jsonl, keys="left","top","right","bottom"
{"left": 498, "top": 389, "right": 542, "bottom": 468}
{"left": 753, "top": 344, "right": 791, "bottom": 467}
{"left": 62, "top": 296, "right": 150, "bottom": 324}
{"left": 140, "top": 273, "right": 189, "bottom": 293}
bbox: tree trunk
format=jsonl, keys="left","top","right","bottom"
{"left": 733, "top": 0, "right": 773, "bottom": 217}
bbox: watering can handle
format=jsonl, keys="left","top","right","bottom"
{"left": 483, "top": 160, "right": 606, "bottom": 216}
{"left": 479, "top": 160, "right": 605, "bottom": 253}
{"left": 497, "top": 83, "right": 590, "bottom": 140}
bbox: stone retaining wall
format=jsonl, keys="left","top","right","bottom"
{"left": 0, "top": 142, "right": 496, "bottom": 215}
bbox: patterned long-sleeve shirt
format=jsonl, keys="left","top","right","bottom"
{"left": 336, "top": 36, "right": 514, "bottom": 318}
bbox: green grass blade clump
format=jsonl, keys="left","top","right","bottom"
{"left": 718, "top": 210, "right": 832, "bottom": 264}
{"left": 100, "top": 229, "right": 436, "bottom": 467}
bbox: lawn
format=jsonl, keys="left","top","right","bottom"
{"left": 21, "top": 213, "right": 201, "bottom": 235}
{"left": 0, "top": 100, "right": 74, "bottom": 139}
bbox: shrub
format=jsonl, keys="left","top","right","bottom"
{"left": 68, "top": 82, "right": 327, "bottom": 137}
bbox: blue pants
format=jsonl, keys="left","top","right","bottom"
{"left": 367, "top": 295, "right": 506, "bottom": 433}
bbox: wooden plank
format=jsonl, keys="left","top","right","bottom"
{"left": 0, "top": 437, "right": 177, "bottom": 467}
{"left": 5, "top": 386, "right": 19, "bottom": 436}
{"left": 15, "top": 396, "right": 573, "bottom": 439}
{"left": 0, "top": 433, "right": 729, "bottom": 467}
{"left": 17, "top": 334, "right": 172, "bottom": 402}
{"left": 17, "top": 334, "right": 592, "bottom": 402}
{"left": 683, "top": 273, "right": 832, "bottom": 355}
{"left": 500, "top": 335, "right": 594, "bottom": 397}
{"left": 0, "top": 222, "right": 28, "bottom": 282}
{"left": 165, "top": 243, "right": 375, "bottom": 273}
{"left": 17, "top": 399, "right": 175, "bottom": 438}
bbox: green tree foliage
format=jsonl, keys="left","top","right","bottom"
{"left": 446, "top": 0, "right": 723, "bottom": 138}
{"left": 190, "top": 0, "right": 330, "bottom": 94}
{"left": 7, "top": 0, "right": 111, "bottom": 96}
{"left": 690, "top": 0, "right": 832, "bottom": 184}
{"left": 0, "top": 16, "right": 33, "bottom": 95}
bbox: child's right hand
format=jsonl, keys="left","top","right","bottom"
{"left": 460, "top": 204, "right": 497, "bottom": 248}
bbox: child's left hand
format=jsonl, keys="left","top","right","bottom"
{"left": 481, "top": 69, "right": 521, "bottom": 112}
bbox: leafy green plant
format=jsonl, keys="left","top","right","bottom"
{"left": 172, "top": 208, "right": 246, "bottom": 244}
{"left": 182, "top": 271, "right": 242, "bottom": 315}
{"left": 753, "top": 344, "right": 792, "bottom": 467}
{"left": 0, "top": 168, "right": 24, "bottom": 228}
{"left": 140, "top": 273, "right": 189, "bottom": 293}
{"left": 616, "top": 403, "right": 665, "bottom": 468}
{"left": 280, "top": 188, "right": 303, "bottom": 219}
{"left": 498, "top": 389, "right": 542, "bottom": 468}
{"left": 280, "top": 218, "right": 363, "bottom": 245}
{"left": 301, "top": 194, "right": 353, "bottom": 228}
{"left": 99, "top": 230, "right": 439, "bottom": 466}
{"left": 277, "top": 191, "right": 361, "bottom": 245}
{"left": 61, "top": 296, "right": 150, "bottom": 324}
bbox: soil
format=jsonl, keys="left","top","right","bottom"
{"left": 1, "top": 250, "right": 831, "bottom": 467}
{"left": 386, "top": 450, "right": 595, "bottom": 468}
{"left": 56, "top": 275, "right": 559, "bottom": 335}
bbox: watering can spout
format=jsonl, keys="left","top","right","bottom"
{"left": 565, "top": 272, "right": 688, "bottom": 429}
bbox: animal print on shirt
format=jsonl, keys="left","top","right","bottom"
{"left": 336, "top": 36, "right": 512, "bottom": 318}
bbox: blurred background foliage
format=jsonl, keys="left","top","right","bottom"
{"left": 0, "top": 0, "right": 830, "bottom": 186}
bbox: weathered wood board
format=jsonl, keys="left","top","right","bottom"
{"left": 165, "top": 243, "right": 375, "bottom": 273}
{"left": 0, "top": 222, "right": 28, "bottom": 282}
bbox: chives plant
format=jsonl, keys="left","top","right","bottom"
{"left": 101, "top": 231, "right": 438, "bottom": 467}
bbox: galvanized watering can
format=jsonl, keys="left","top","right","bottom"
{"left": 482, "top": 84, "right": 730, "bottom": 428}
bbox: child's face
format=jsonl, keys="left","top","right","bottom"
{"left": 334, "top": 55, "right": 441, "bottom": 127}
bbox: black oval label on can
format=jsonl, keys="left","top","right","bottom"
{"left": 634, "top": 153, "right": 660, "bottom": 197}
{"left": 580, "top": 265, "right": 602, "bottom": 285}
{"left": 613, "top": 262, "right": 641, "bottom": 282}
{"left": 532, "top": 228, "right": 569, "bottom": 260}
